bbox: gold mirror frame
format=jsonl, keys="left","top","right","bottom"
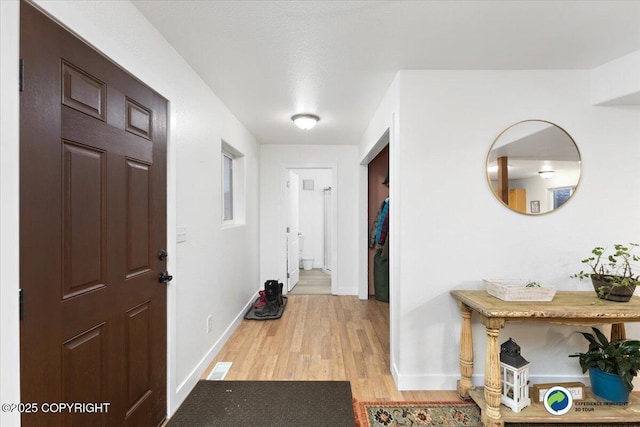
{"left": 486, "top": 120, "right": 582, "bottom": 215}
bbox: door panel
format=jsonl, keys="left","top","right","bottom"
{"left": 62, "top": 323, "right": 106, "bottom": 426}
{"left": 20, "top": 2, "right": 167, "bottom": 426}
{"left": 126, "top": 160, "right": 152, "bottom": 278}
{"left": 61, "top": 60, "right": 107, "bottom": 120}
{"left": 126, "top": 98, "right": 153, "bottom": 139}
{"left": 287, "top": 233, "right": 300, "bottom": 290}
{"left": 62, "top": 141, "right": 107, "bottom": 298}
{"left": 286, "top": 171, "right": 300, "bottom": 291}
{"left": 126, "top": 302, "right": 151, "bottom": 413}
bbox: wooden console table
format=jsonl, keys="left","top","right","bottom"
{"left": 450, "top": 290, "right": 640, "bottom": 426}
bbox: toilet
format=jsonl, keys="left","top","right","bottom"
{"left": 302, "top": 257, "right": 314, "bottom": 270}
{"left": 298, "top": 233, "right": 314, "bottom": 270}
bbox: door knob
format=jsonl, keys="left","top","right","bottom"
{"left": 158, "top": 250, "right": 168, "bottom": 260}
{"left": 159, "top": 271, "right": 173, "bottom": 283}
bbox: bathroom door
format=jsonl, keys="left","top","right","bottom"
{"left": 286, "top": 171, "right": 300, "bottom": 291}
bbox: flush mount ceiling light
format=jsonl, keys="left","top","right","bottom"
{"left": 291, "top": 114, "right": 320, "bottom": 130}
{"left": 538, "top": 170, "right": 555, "bottom": 179}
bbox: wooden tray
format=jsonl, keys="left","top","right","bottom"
{"left": 483, "top": 279, "right": 557, "bottom": 301}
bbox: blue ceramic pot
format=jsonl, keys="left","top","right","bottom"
{"left": 589, "top": 367, "right": 630, "bottom": 403}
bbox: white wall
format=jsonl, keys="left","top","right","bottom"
{"left": 291, "top": 169, "right": 333, "bottom": 268}
{"left": 362, "top": 70, "right": 640, "bottom": 390}
{"left": 260, "top": 145, "right": 359, "bottom": 295}
{"left": 357, "top": 77, "right": 399, "bottom": 381}
{"left": 1, "top": 1, "right": 261, "bottom": 421}
{"left": 359, "top": 79, "right": 400, "bottom": 164}
{"left": 0, "top": 2, "right": 21, "bottom": 426}
{"left": 591, "top": 49, "right": 640, "bottom": 105}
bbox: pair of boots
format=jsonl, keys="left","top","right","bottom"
{"left": 254, "top": 280, "right": 283, "bottom": 317}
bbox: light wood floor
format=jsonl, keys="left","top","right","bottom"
{"left": 288, "top": 268, "right": 331, "bottom": 295}
{"left": 202, "top": 295, "right": 460, "bottom": 402}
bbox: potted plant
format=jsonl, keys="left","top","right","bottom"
{"left": 569, "top": 327, "right": 640, "bottom": 403}
{"left": 572, "top": 243, "right": 640, "bottom": 302}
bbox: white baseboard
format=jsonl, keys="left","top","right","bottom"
{"left": 391, "top": 362, "right": 400, "bottom": 388}
{"left": 394, "top": 372, "right": 457, "bottom": 391}
{"left": 336, "top": 287, "right": 358, "bottom": 296}
{"left": 171, "top": 292, "right": 257, "bottom": 414}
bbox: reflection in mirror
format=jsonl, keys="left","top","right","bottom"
{"left": 486, "top": 120, "right": 581, "bottom": 215}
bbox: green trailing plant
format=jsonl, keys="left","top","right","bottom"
{"left": 571, "top": 243, "right": 640, "bottom": 298}
{"left": 569, "top": 327, "right": 640, "bottom": 392}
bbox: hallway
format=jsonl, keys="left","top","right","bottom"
{"left": 288, "top": 268, "right": 331, "bottom": 295}
{"left": 203, "top": 295, "right": 459, "bottom": 402}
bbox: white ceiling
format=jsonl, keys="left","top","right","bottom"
{"left": 131, "top": 1, "right": 640, "bottom": 146}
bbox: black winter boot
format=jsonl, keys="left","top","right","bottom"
{"left": 264, "top": 280, "right": 278, "bottom": 302}
{"left": 255, "top": 280, "right": 279, "bottom": 317}
{"left": 276, "top": 282, "right": 284, "bottom": 307}
{"left": 254, "top": 298, "right": 278, "bottom": 317}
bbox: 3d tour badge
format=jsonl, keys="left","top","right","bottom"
{"left": 543, "top": 386, "right": 573, "bottom": 416}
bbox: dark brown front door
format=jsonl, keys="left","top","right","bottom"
{"left": 20, "top": 2, "right": 168, "bottom": 426}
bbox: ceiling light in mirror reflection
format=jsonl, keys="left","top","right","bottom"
{"left": 486, "top": 120, "right": 581, "bottom": 215}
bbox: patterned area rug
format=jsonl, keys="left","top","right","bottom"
{"left": 353, "top": 400, "right": 640, "bottom": 427}
{"left": 353, "top": 401, "right": 482, "bottom": 427}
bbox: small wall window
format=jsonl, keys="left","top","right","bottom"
{"left": 221, "top": 140, "right": 245, "bottom": 226}
{"left": 222, "top": 153, "right": 234, "bottom": 221}
{"left": 553, "top": 187, "right": 574, "bottom": 209}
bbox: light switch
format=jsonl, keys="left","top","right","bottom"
{"left": 177, "top": 226, "right": 187, "bottom": 243}
{"left": 303, "top": 179, "right": 314, "bottom": 190}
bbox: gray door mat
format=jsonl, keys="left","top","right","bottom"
{"left": 166, "top": 380, "right": 355, "bottom": 426}
{"left": 244, "top": 296, "right": 287, "bottom": 320}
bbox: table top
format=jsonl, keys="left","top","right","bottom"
{"left": 450, "top": 290, "right": 640, "bottom": 321}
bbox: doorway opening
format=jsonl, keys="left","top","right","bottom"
{"left": 361, "top": 125, "right": 394, "bottom": 385}
{"left": 284, "top": 167, "right": 334, "bottom": 295}
{"left": 367, "top": 144, "right": 389, "bottom": 300}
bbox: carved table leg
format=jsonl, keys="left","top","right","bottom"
{"left": 484, "top": 320, "right": 504, "bottom": 427}
{"left": 611, "top": 323, "right": 626, "bottom": 343}
{"left": 457, "top": 302, "right": 474, "bottom": 399}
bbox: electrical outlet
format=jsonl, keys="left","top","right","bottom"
{"left": 206, "top": 315, "right": 213, "bottom": 334}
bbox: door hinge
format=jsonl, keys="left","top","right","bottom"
{"left": 286, "top": 226, "right": 290, "bottom": 233}
{"left": 19, "top": 59, "right": 24, "bottom": 92}
{"left": 287, "top": 273, "right": 290, "bottom": 279}
{"left": 19, "top": 288, "right": 24, "bottom": 321}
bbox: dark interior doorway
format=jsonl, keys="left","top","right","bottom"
{"left": 367, "top": 145, "right": 389, "bottom": 297}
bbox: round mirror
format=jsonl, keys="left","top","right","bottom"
{"left": 486, "top": 120, "right": 581, "bottom": 215}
